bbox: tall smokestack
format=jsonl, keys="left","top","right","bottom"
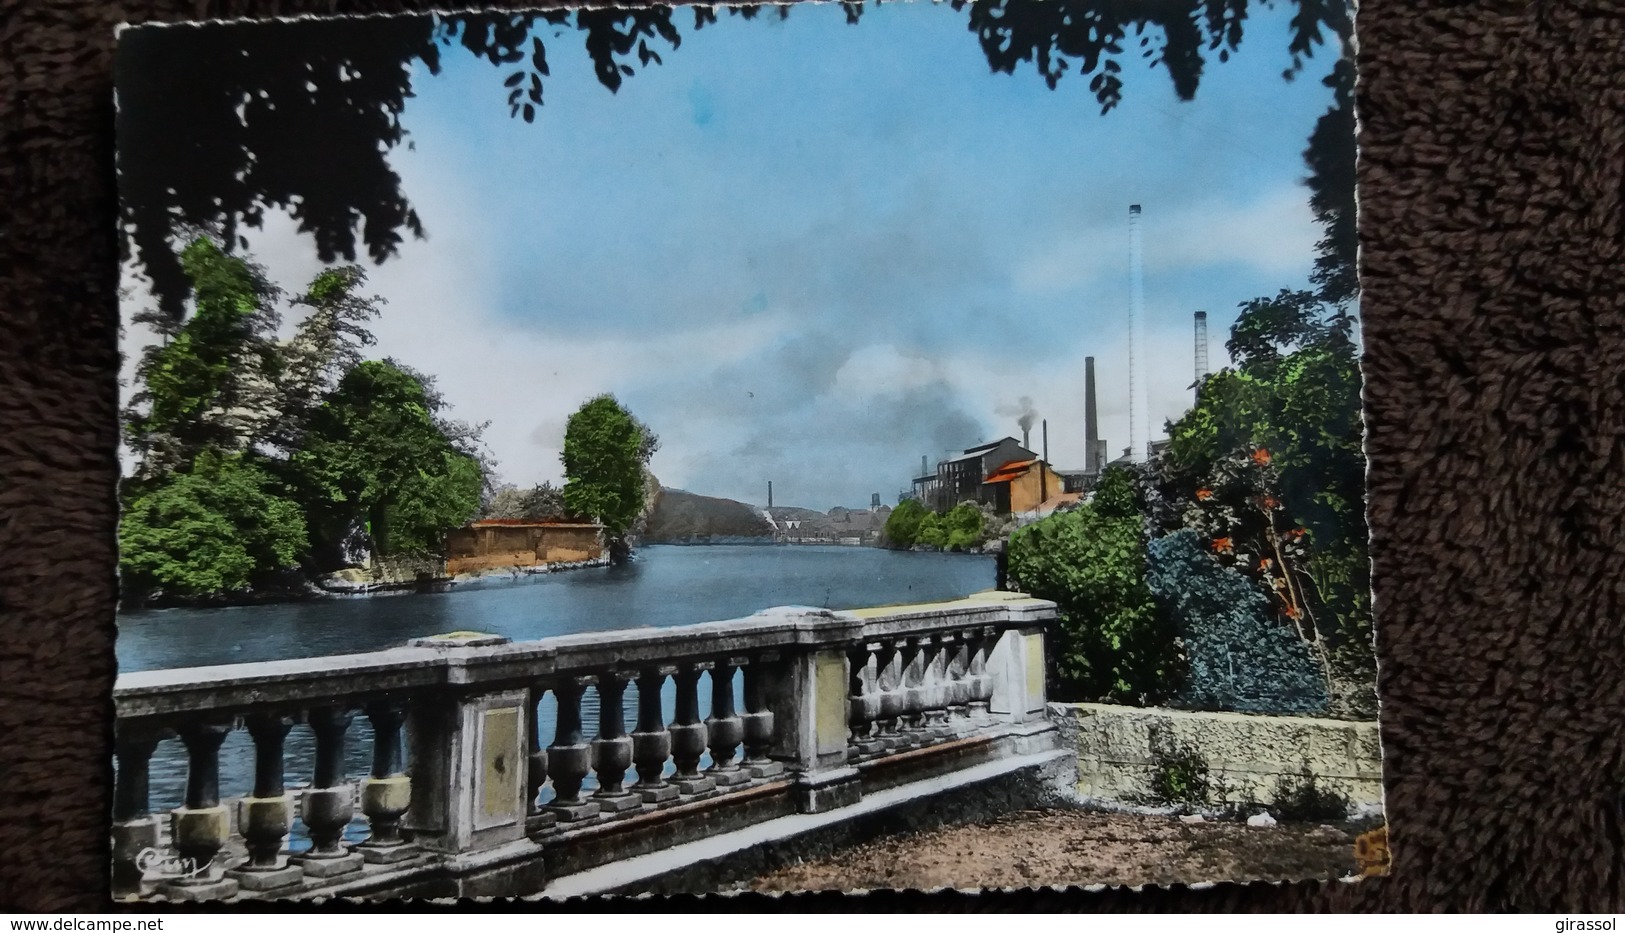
{"left": 1084, "top": 356, "right": 1099, "bottom": 474}
{"left": 768, "top": 481, "right": 773, "bottom": 509}
{"left": 1041, "top": 419, "right": 1049, "bottom": 504}
{"left": 1022, "top": 426, "right": 1030, "bottom": 450}
{"left": 1128, "top": 204, "right": 1149, "bottom": 464}
{"left": 921, "top": 455, "right": 928, "bottom": 478}
{"left": 1194, "top": 310, "right": 1209, "bottom": 398}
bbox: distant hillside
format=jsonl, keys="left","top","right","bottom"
{"left": 642, "top": 488, "right": 774, "bottom": 543}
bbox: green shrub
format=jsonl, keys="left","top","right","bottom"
{"left": 942, "top": 503, "right": 984, "bottom": 551}
{"left": 1146, "top": 530, "right": 1328, "bottom": 714}
{"left": 915, "top": 511, "right": 946, "bottom": 548}
{"left": 883, "top": 498, "right": 928, "bottom": 548}
{"left": 119, "top": 452, "right": 308, "bottom": 599}
{"left": 1269, "top": 763, "right": 1350, "bottom": 822}
{"left": 1146, "top": 725, "right": 1214, "bottom": 807}
{"left": 1006, "top": 499, "right": 1178, "bottom": 703}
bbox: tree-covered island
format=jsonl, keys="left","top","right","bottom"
{"left": 118, "top": 237, "right": 657, "bottom": 607}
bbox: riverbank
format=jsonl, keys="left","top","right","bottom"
{"left": 119, "top": 554, "right": 614, "bottom": 611}
{"left": 317, "top": 555, "right": 611, "bottom": 596}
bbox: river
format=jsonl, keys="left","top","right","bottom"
{"left": 119, "top": 544, "right": 995, "bottom": 831}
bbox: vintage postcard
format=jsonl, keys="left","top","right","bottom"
{"left": 112, "top": 0, "right": 1385, "bottom": 901}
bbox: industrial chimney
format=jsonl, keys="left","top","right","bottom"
{"left": 768, "top": 481, "right": 773, "bottom": 509}
{"left": 1022, "top": 426, "right": 1030, "bottom": 450}
{"left": 1040, "top": 419, "right": 1049, "bottom": 505}
{"left": 1194, "top": 310, "right": 1210, "bottom": 399}
{"left": 921, "top": 455, "right": 929, "bottom": 478}
{"left": 1084, "top": 356, "right": 1100, "bottom": 475}
{"left": 1128, "top": 204, "right": 1150, "bottom": 464}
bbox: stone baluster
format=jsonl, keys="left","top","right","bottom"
{"left": 292, "top": 706, "right": 364, "bottom": 879}
{"left": 846, "top": 643, "right": 885, "bottom": 758}
{"left": 526, "top": 685, "right": 552, "bottom": 821}
{"left": 226, "top": 714, "right": 303, "bottom": 891}
{"left": 945, "top": 633, "right": 973, "bottom": 730}
{"left": 111, "top": 728, "right": 165, "bottom": 899}
{"left": 358, "top": 702, "right": 415, "bottom": 862}
{"left": 873, "top": 642, "right": 904, "bottom": 750}
{"left": 163, "top": 721, "right": 238, "bottom": 900}
{"left": 742, "top": 652, "right": 784, "bottom": 777}
{"left": 899, "top": 637, "right": 929, "bottom": 744}
{"left": 922, "top": 636, "right": 954, "bottom": 739}
{"left": 669, "top": 663, "right": 715, "bottom": 795}
{"left": 631, "top": 668, "right": 678, "bottom": 803}
{"left": 705, "top": 658, "right": 748, "bottom": 787}
{"left": 591, "top": 672, "right": 640, "bottom": 813}
{"left": 547, "top": 676, "right": 600, "bottom": 821}
{"left": 967, "top": 627, "right": 996, "bottom": 722}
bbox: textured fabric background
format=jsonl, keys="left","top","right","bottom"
{"left": 4, "top": 0, "right": 1624, "bottom": 913}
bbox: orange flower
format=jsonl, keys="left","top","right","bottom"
{"left": 1212, "top": 537, "right": 1234, "bottom": 554}
{"left": 1252, "top": 448, "right": 1272, "bottom": 466}
{"left": 1195, "top": 488, "right": 1213, "bottom": 501}
{"left": 1259, "top": 557, "right": 1273, "bottom": 570}
{"left": 1284, "top": 604, "right": 1302, "bottom": 620}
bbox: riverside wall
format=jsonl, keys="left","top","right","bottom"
{"left": 1051, "top": 702, "right": 1384, "bottom": 808}
{"left": 443, "top": 522, "right": 603, "bottom": 575}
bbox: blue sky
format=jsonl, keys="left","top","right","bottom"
{"left": 122, "top": 1, "right": 1351, "bottom": 509}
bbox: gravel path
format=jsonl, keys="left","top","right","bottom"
{"left": 748, "top": 809, "right": 1367, "bottom": 893}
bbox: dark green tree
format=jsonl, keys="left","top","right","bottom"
{"left": 269, "top": 265, "right": 383, "bottom": 454}
{"left": 1154, "top": 287, "right": 1370, "bottom": 714}
{"left": 118, "top": 452, "right": 308, "bottom": 601}
{"left": 560, "top": 394, "right": 658, "bottom": 561}
{"left": 293, "top": 359, "right": 487, "bottom": 566}
{"left": 882, "top": 497, "right": 929, "bottom": 548}
{"left": 123, "top": 236, "right": 283, "bottom": 476}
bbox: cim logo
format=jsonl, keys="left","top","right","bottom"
{"left": 134, "top": 847, "right": 210, "bottom": 879}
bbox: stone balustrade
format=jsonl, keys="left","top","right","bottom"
{"left": 112, "top": 591, "right": 1058, "bottom": 901}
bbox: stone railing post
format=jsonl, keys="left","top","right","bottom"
{"left": 741, "top": 653, "right": 784, "bottom": 778}
{"left": 548, "top": 676, "right": 599, "bottom": 821}
{"left": 922, "top": 635, "right": 953, "bottom": 739}
{"left": 111, "top": 728, "right": 165, "bottom": 899}
{"left": 759, "top": 615, "right": 862, "bottom": 814}
{"left": 632, "top": 667, "right": 677, "bottom": 803}
{"left": 873, "top": 642, "right": 904, "bottom": 750}
{"left": 399, "top": 633, "right": 532, "bottom": 856}
{"left": 989, "top": 622, "right": 1050, "bottom": 723}
{"left": 226, "top": 714, "right": 302, "bottom": 892}
{"left": 293, "top": 706, "right": 363, "bottom": 879}
{"left": 669, "top": 662, "right": 714, "bottom": 795}
{"left": 944, "top": 633, "right": 973, "bottom": 730}
{"left": 967, "top": 626, "right": 995, "bottom": 722}
{"left": 591, "top": 672, "right": 640, "bottom": 813}
{"left": 846, "top": 643, "right": 884, "bottom": 758}
{"left": 358, "top": 701, "right": 415, "bottom": 863}
{"left": 163, "top": 721, "right": 238, "bottom": 901}
{"left": 705, "top": 658, "right": 748, "bottom": 787}
{"left": 898, "top": 637, "right": 928, "bottom": 745}
{"left": 525, "top": 684, "right": 555, "bottom": 830}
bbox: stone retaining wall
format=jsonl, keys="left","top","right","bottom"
{"left": 1052, "top": 702, "right": 1384, "bottom": 807}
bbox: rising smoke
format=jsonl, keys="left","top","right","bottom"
{"left": 997, "top": 395, "right": 1039, "bottom": 435}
